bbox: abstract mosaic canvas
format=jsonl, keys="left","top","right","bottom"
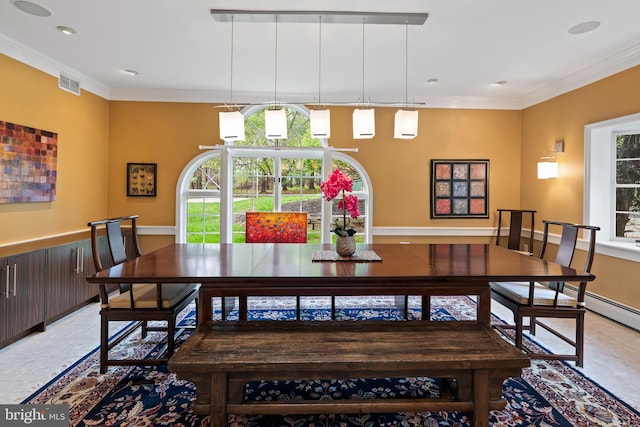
{"left": 246, "top": 212, "right": 308, "bottom": 243}
{"left": 0, "top": 120, "right": 57, "bottom": 204}
{"left": 431, "top": 159, "right": 489, "bottom": 218}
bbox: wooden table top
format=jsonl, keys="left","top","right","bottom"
{"left": 87, "top": 243, "right": 594, "bottom": 286}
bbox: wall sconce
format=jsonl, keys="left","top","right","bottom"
{"left": 537, "top": 157, "right": 558, "bottom": 179}
{"left": 537, "top": 140, "right": 564, "bottom": 179}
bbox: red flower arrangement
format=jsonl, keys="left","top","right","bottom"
{"left": 320, "top": 169, "right": 360, "bottom": 237}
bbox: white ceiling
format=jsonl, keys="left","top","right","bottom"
{"left": 1, "top": 0, "right": 640, "bottom": 109}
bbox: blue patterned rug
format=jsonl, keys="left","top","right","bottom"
{"left": 23, "top": 296, "right": 640, "bottom": 426}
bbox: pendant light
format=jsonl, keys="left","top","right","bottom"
{"left": 265, "top": 17, "right": 288, "bottom": 140}
{"left": 353, "top": 17, "right": 375, "bottom": 139}
{"left": 310, "top": 16, "right": 331, "bottom": 138}
{"left": 394, "top": 22, "right": 418, "bottom": 139}
{"left": 219, "top": 16, "right": 245, "bottom": 142}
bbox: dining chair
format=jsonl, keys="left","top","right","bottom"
{"left": 490, "top": 219, "right": 599, "bottom": 366}
{"left": 496, "top": 208, "right": 536, "bottom": 254}
{"left": 88, "top": 215, "right": 199, "bottom": 373}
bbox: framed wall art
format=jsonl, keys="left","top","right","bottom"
{"left": 127, "top": 162, "right": 157, "bottom": 197}
{"left": 430, "top": 159, "right": 489, "bottom": 218}
{"left": 0, "top": 120, "right": 57, "bottom": 204}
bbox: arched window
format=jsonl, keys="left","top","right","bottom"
{"left": 175, "top": 105, "right": 373, "bottom": 244}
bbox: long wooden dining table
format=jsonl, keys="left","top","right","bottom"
{"left": 87, "top": 242, "right": 595, "bottom": 325}
{"left": 87, "top": 242, "right": 594, "bottom": 427}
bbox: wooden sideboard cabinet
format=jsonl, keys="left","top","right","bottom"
{"left": 0, "top": 251, "right": 46, "bottom": 346}
{"left": 47, "top": 239, "right": 98, "bottom": 323}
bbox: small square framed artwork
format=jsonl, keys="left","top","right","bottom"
{"left": 127, "top": 163, "right": 157, "bottom": 197}
{"left": 430, "top": 159, "right": 489, "bottom": 218}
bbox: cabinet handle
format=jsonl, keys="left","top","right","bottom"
{"left": 79, "top": 247, "right": 84, "bottom": 273}
{"left": 11, "top": 263, "right": 17, "bottom": 297}
{"left": 74, "top": 247, "right": 81, "bottom": 273}
{"left": 4, "top": 265, "right": 8, "bottom": 299}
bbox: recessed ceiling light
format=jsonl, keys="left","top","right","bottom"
{"left": 57, "top": 26, "right": 76, "bottom": 35}
{"left": 426, "top": 78, "right": 439, "bottom": 85}
{"left": 568, "top": 21, "right": 601, "bottom": 35}
{"left": 123, "top": 69, "right": 139, "bottom": 76}
{"left": 12, "top": 0, "right": 52, "bottom": 17}
{"left": 493, "top": 80, "right": 507, "bottom": 86}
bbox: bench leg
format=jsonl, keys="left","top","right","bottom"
{"left": 210, "top": 372, "right": 228, "bottom": 427}
{"left": 472, "top": 369, "right": 490, "bottom": 427}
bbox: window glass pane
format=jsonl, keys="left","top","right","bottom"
{"left": 232, "top": 157, "right": 275, "bottom": 242}
{"left": 280, "top": 157, "right": 323, "bottom": 243}
{"left": 616, "top": 134, "right": 640, "bottom": 159}
{"left": 616, "top": 159, "right": 640, "bottom": 184}
{"left": 616, "top": 188, "right": 640, "bottom": 211}
{"left": 186, "top": 196, "right": 220, "bottom": 243}
{"left": 616, "top": 212, "right": 640, "bottom": 238}
{"left": 190, "top": 158, "right": 220, "bottom": 190}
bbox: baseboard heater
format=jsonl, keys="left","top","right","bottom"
{"left": 564, "top": 285, "right": 640, "bottom": 332}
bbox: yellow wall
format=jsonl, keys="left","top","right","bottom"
{"left": 521, "top": 65, "right": 640, "bottom": 309}
{"left": 108, "top": 103, "right": 522, "bottom": 230}
{"left": 0, "top": 54, "right": 109, "bottom": 255}
{"left": 2, "top": 50, "right": 639, "bottom": 311}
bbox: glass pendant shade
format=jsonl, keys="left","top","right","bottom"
{"left": 352, "top": 108, "right": 375, "bottom": 139}
{"left": 537, "top": 160, "right": 558, "bottom": 179}
{"left": 265, "top": 109, "right": 287, "bottom": 139}
{"left": 219, "top": 111, "right": 245, "bottom": 141}
{"left": 310, "top": 109, "right": 331, "bottom": 138}
{"left": 394, "top": 109, "right": 418, "bottom": 139}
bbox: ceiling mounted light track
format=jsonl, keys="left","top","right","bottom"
{"left": 210, "top": 10, "right": 428, "bottom": 25}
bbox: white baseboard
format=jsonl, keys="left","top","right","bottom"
{"left": 564, "top": 285, "right": 640, "bottom": 332}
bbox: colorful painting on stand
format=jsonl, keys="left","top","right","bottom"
{"left": 0, "top": 120, "right": 57, "bottom": 204}
{"left": 246, "top": 212, "right": 308, "bottom": 243}
{"left": 430, "top": 159, "right": 489, "bottom": 218}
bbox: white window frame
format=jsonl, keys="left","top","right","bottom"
{"left": 176, "top": 104, "right": 373, "bottom": 244}
{"left": 585, "top": 111, "right": 640, "bottom": 261}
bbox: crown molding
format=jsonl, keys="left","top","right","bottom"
{"left": 521, "top": 42, "right": 640, "bottom": 108}
{"left": 2, "top": 31, "right": 640, "bottom": 109}
{"left": 0, "top": 33, "right": 111, "bottom": 99}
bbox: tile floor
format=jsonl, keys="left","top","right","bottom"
{"left": 0, "top": 298, "right": 638, "bottom": 412}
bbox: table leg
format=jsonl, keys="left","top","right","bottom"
{"left": 421, "top": 295, "right": 432, "bottom": 321}
{"left": 477, "top": 286, "right": 491, "bottom": 326}
{"left": 199, "top": 289, "right": 212, "bottom": 325}
{"left": 238, "top": 296, "right": 248, "bottom": 322}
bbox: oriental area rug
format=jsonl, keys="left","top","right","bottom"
{"left": 23, "top": 296, "right": 640, "bottom": 427}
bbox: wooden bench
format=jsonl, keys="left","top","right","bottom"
{"left": 169, "top": 321, "right": 530, "bottom": 427}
